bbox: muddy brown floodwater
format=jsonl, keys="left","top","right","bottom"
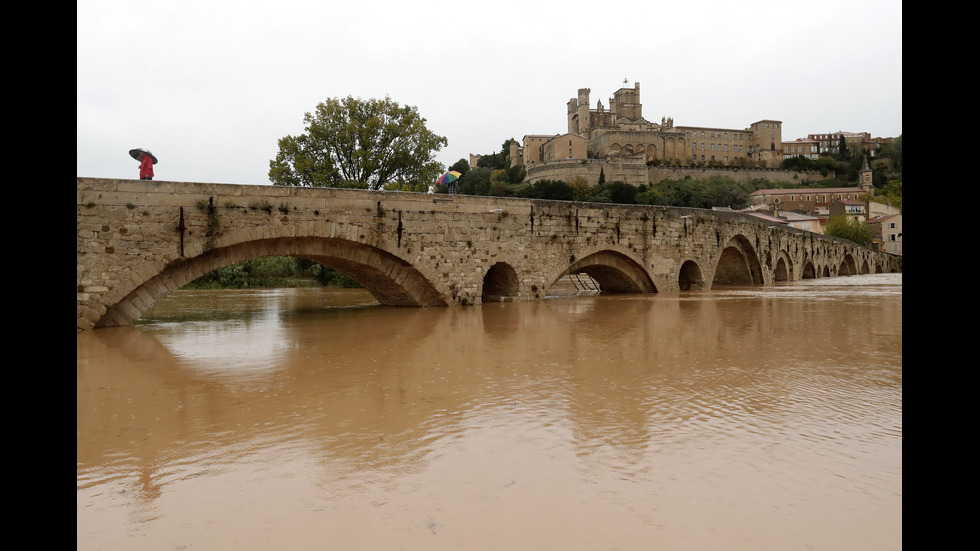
{"left": 77, "top": 274, "right": 902, "bottom": 550}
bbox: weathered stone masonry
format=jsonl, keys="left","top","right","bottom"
{"left": 77, "top": 177, "right": 902, "bottom": 330}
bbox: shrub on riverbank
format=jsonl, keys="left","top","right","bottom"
{"left": 182, "top": 256, "right": 361, "bottom": 289}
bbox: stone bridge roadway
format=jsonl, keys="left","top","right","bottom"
{"left": 76, "top": 177, "right": 902, "bottom": 330}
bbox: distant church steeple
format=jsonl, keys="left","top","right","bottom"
{"left": 859, "top": 155, "right": 874, "bottom": 195}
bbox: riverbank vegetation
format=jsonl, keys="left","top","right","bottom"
{"left": 182, "top": 256, "right": 360, "bottom": 290}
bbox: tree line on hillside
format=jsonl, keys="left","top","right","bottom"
{"left": 444, "top": 166, "right": 772, "bottom": 210}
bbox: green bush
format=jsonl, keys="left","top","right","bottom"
{"left": 182, "top": 256, "right": 361, "bottom": 289}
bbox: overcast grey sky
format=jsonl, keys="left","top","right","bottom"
{"left": 77, "top": 0, "right": 902, "bottom": 185}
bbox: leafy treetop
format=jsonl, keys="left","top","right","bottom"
{"left": 269, "top": 96, "right": 447, "bottom": 190}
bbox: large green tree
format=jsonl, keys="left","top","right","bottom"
{"left": 823, "top": 215, "right": 874, "bottom": 246}
{"left": 269, "top": 96, "right": 448, "bottom": 190}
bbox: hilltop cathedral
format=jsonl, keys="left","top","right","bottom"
{"left": 513, "top": 82, "right": 784, "bottom": 180}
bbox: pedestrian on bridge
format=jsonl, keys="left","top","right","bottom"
{"left": 437, "top": 170, "right": 461, "bottom": 195}
{"left": 129, "top": 148, "right": 157, "bottom": 181}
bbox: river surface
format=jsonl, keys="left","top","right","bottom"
{"left": 77, "top": 274, "right": 902, "bottom": 551}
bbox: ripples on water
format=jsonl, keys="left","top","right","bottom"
{"left": 77, "top": 274, "right": 901, "bottom": 550}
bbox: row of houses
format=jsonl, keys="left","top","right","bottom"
{"left": 735, "top": 157, "right": 902, "bottom": 255}
{"left": 783, "top": 131, "right": 893, "bottom": 160}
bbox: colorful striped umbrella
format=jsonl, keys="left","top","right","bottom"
{"left": 436, "top": 171, "right": 461, "bottom": 185}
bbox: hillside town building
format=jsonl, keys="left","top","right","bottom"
{"left": 806, "top": 131, "right": 889, "bottom": 158}
{"left": 782, "top": 138, "right": 820, "bottom": 160}
{"left": 749, "top": 156, "right": 875, "bottom": 216}
{"left": 867, "top": 213, "right": 903, "bottom": 255}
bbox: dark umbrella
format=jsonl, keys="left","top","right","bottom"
{"left": 129, "top": 148, "right": 158, "bottom": 164}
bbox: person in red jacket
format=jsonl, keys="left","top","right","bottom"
{"left": 139, "top": 151, "right": 154, "bottom": 180}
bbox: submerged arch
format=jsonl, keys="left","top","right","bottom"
{"left": 482, "top": 262, "right": 520, "bottom": 302}
{"left": 553, "top": 250, "right": 657, "bottom": 295}
{"left": 712, "top": 235, "right": 764, "bottom": 286}
{"left": 96, "top": 237, "right": 447, "bottom": 328}
{"left": 773, "top": 252, "right": 794, "bottom": 282}
{"left": 839, "top": 254, "right": 859, "bottom": 276}
{"left": 678, "top": 260, "right": 705, "bottom": 291}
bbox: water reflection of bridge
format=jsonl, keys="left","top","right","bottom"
{"left": 76, "top": 177, "right": 902, "bottom": 329}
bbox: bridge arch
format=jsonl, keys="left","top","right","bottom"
{"left": 772, "top": 251, "right": 794, "bottom": 282}
{"left": 96, "top": 236, "right": 447, "bottom": 328}
{"left": 839, "top": 254, "right": 859, "bottom": 276}
{"left": 711, "top": 235, "right": 764, "bottom": 286}
{"left": 549, "top": 249, "right": 657, "bottom": 296}
{"left": 482, "top": 262, "right": 520, "bottom": 303}
{"left": 678, "top": 260, "right": 705, "bottom": 290}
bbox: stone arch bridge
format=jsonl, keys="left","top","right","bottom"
{"left": 77, "top": 177, "right": 902, "bottom": 330}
